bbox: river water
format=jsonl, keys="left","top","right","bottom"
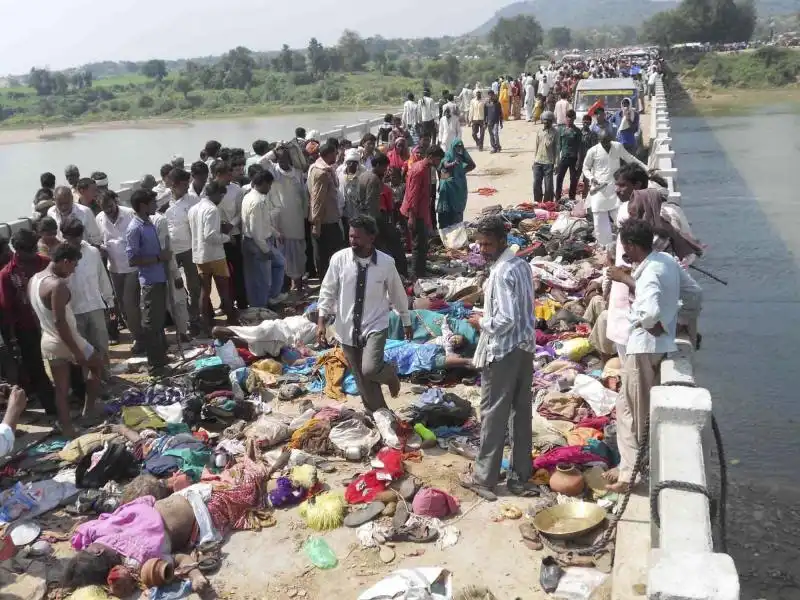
{"left": 0, "top": 110, "right": 381, "bottom": 222}
{"left": 673, "top": 109, "right": 800, "bottom": 598}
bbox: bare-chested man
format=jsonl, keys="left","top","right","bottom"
{"left": 28, "top": 242, "right": 104, "bottom": 437}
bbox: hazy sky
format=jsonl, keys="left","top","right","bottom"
{"left": 2, "top": 0, "right": 502, "bottom": 75}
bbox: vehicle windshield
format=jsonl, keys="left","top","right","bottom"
{"left": 574, "top": 89, "right": 636, "bottom": 113}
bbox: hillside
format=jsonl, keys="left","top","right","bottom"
{"left": 468, "top": 0, "right": 798, "bottom": 36}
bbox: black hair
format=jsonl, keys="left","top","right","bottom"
{"left": 619, "top": 219, "right": 654, "bottom": 252}
{"left": 37, "top": 216, "right": 58, "bottom": 234}
{"left": 614, "top": 162, "right": 649, "bottom": 189}
{"left": 130, "top": 189, "right": 156, "bottom": 213}
{"left": 560, "top": 91, "right": 569, "bottom": 99}
{"left": 428, "top": 146, "right": 445, "bottom": 159}
{"left": 169, "top": 168, "right": 190, "bottom": 184}
{"left": 247, "top": 164, "right": 264, "bottom": 179}
{"left": 62, "top": 548, "right": 122, "bottom": 589}
{"left": 372, "top": 153, "right": 390, "bottom": 168}
{"left": 11, "top": 228, "right": 39, "bottom": 253}
{"left": 52, "top": 242, "right": 83, "bottom": 263}
{"left": 230, "top": 156, "right": 246, "bottom": 168}
{"left": 295, "top": 127, "right": 306, "bottom": 139}
{"left": 326, "top": 137, "right": 340, "bottom": 149}
{"left": 319, "top": 142, "right": 337, "bottom": 158}
{"left": 251, "top": 170, "right": 275, "bottom": 188}
{"left": 100, "top": 189, "right": 119, "bottom": 205}
{"left": 159, "top": 163, "right": 173, "bottom": 179}
{"left": 190, "top": 161, "right": 209, "bottom": 177}
{"left": 230, "top": 147, "right": 246, "bottom": 159}
{"left": 211, "top": 161, "right": 231, "bottom": 177}
{"left": 204, "top": 140, "right": 221, "bottom": 157}
{"left": 252, "top": 139, "right": 270, "bottom": 155}
{"left": 205, "top": 180, "right": 228, "bottom": 199}
{"left": 361, "top": 133, "right": 376, "bottom": 145}
{"left": 566, "top": 109, "right": 576, "bottom": 119}
{"left": 341, "top": 139, "right": 353, "bottom": 149}
{"left": 582, "top": 113, "right": 593, "bottom": 121}
{"left": 76, "top": 177, "right": 95, "bottom": 191}
{"left": 219, "top": 148, "right": 231, "bottom": 162}
{"left": 60, "top": 217, "right": 84, "bottom": 239}
{"left": 349, "top": 214, "right": 378, "bottom": 236}
{"left": 40, "top": 172, "right": 56, "bottom": 189}
{"left": 384, "top": 113, "right": 393, "bottom": 122}
{"left": 407, "top": 93, "right": 415, "bottom": 101}
{"left": 476, "top": 215, "right": 506, "bottom": 241}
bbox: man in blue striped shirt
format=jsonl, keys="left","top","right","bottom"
{"left": 460, "top": 217, "right": 537, "bottom": 501}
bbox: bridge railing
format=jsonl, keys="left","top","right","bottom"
{"left": 613, "top": 75, "right": 740, "bottom": 600}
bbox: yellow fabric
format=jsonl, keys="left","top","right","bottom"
{"left": 122, "top": 406, "right": 167, "bottom": 431}
{"left": 68, "top": 586, "right": 111, "bottom": 600}
{"left": 535, "top": 298, "right": 561, "bottom": 321}
{"left": 58, "top": 433, "right": 122, "bottom": 463}
{"left": 252, "top": 358, "right": 283, "bottom": 375}
{"left": 315, "top": 346, "right": 349, "bottom": 400}
{"left": 499, "top": 83, "right": 510, "bottom": 120}
{"left": 567, "top": 427, "right": 603, "bottom": 446}
{"left": 249, "top": 358, "right": 284, "bottom": 388}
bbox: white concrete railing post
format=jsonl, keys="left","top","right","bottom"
{"left": 614, "top": 74, "right": 740, "bottom": 600}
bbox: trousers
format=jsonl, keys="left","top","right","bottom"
{"left": 175, "top": 249, "right": 201, "bottom": 327}
{"left": 314, "top": 222, "right": 345, "bottom": 281}
{"left": 592, "top": 208, "right": 617, "bottom": 247}
{"left": 141, "top": 282, "right": 168, "bottom": 372}
{"left": 411, "top": 218, "right": 428, "bottom": 278}
{"left": 533, "top": 162, "right": 555, "bottom": 202}
{"left": 341, "top": 330, "right": 395, "bottom": 413}
{"left": 110, "top": 271, "right": 141, "bottom": 341}
{"left": 616, "top": 352, "right": 663, "bottom": 482}
{"left": 223, "top": 235, "right": 248, "bottom": 310}
{"left": 474, "top": 347, "right": 534, "bottom": 488}
{"left": 487, "top": 123, "right": 501, "bottom": 151}
{"left": 471, "top": 122, "right": 485, "bottom": 149}
{"left": 555, "top": 156, "right": 579, "bottom": 200}
{"left": 242, "top": 237, "right": 285, "bottom": 307}
{"left": 377, "top": 213, "right": 408, "bottom": 278}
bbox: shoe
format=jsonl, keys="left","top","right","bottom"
{"left": 130, "top": 342, "right": 146, "bottom": 356}
{"left": 268, "top": 293, "right": 288, "bottom": 306}
{"left": 179, "top": 333, "right": 192, "bottom": 344}
{"left": 539, "top": 556, "right": 564, "bottom": 593}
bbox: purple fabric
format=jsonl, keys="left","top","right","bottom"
{"left": 533, "top": 446, "right": 609, "bottom": 471}
{"left": 71, "top": 495, "right": 167, "bottom": 564}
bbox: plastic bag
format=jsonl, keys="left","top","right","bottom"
{"left": 329, "top": 419, "right": 381, "bottom": 456}
{"left": 439, "top": 222, "right": 469, "bottom": 250}
{"left": 246, "top": 415, "right": 290, "bottom": 448}
{"left": 571, "top": 374, "right": 617, "bottom": 416}
{"left": 553, "top": 567, "right": 608, "bottom": 600}
{"left": 553, "top": 338, "right": 592, "bottom": 362}
{"left": 303, "top": 536, "right": 337, "bottom": 569}
{"left": 0, "top": 482, "right": 39, "bottom": 523}
{"left": 215, "top": 340, "right": 245, "bottom": 370}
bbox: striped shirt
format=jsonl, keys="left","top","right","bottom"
{"left": 475, "top": 250, "right": 536, "bottom": 366}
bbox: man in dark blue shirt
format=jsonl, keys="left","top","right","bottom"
{"left": 484, "top": 91, "right": 504, "bottom": 154}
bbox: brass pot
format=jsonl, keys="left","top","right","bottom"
{"left": 532, "top": 501, "right": 608, "bottom": 540}
{"left": 549, "top": 463, "right": 585, "bottom": 496}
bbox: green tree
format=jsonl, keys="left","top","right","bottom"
{"left": 174, "top": 76, "right": 192, "bottom": 98}
{"left": 373, "top": 49, "right": 388, "bottom": 74}
{"left": 291, "top": 52, "right": 307, "bottom": 72}
{"left": 141, "top": 59, "right": 167, "bottom": 80}
{"left": 546, "top": 27, "right": 572, "bottom": 49}
{"left": 307, "top": 38, "right": 330, "bottom": 77}
{"left": 83, "top": 70, "right": 93, "bottom": 88}
{"left": 417, "top": 37, "right": 441, "bottom": 58}
{"left": 29, "top": 68, "right": 53, "bottom": 96}
{"left": 278, "top": 44, "right": 294, "bottom": 73}
{"left": 642, "top": 0, "right": 756, "bottom": 45}
{"left": 489, "top": 16, "right": 544, "bottom": 67}
{"left": 53, "top": 72, "right": 69, "bottom": 95}
{"left": 442, "top": 55, "right": 461, "bottom": 88}
{"left": 338, "top": 30, "right": 369, "bottom": 71}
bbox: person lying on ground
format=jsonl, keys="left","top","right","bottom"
{"left": 0, "top": 385, "right": 28, "bottom": 457}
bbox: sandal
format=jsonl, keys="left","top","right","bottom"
{"left": 459, "top": 472, "right": 497, "bottom": 502}
{"left": 386, "top": 524, "right": 439, "bottom": 544}
{"left": 343, "top": 501, "right": 386, "bottom": 528}
{"left": 447, "top": 439, "right": 477, "bottom": 461}
{"left": 506, "top": 479, "right": 541, "bottom": 497}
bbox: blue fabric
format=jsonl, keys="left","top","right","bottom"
{"left": 125, "top": 215, "right": 167, "bottom": 285}
{"left": 615, "top": 110, "right": 639, "bottom": 147}
{"left": 148, "top": 580, "right": 193, "bottom": 600}
{"left": 437, "top": 139, "right": 472, "bottom": 215}
{"left": 383, "top": 339, "right": 442, "bottom": 375}
{"left": 507, "top": 234, "right": 526, "bottom": 248}
{"left": 433, "top": 300, "right": 471, "bottom": 320}
{"left": 388, "top": 310, "right": 479, "bottom": 348}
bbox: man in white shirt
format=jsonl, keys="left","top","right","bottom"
{"left": 0, "top": 385, "right": 26, "bottom": 458}
{"left": 152, "top": 164, "right": 174, "bottom": 209}
{"left": 241, "top": 170, "right": 286, "bottom": 308}
{"left": 246, "top": 139, "right": 271, "bottom": 170}
{"left": 96, "top": 190, "right": 143, "bottom": 353}
{"left": 554, "top": 91, "right": 572, "bottom": 126}
{"left": 418, "top": 89, "right": 438, "bottom": 140}
{"left": 48, "top": 186, "right": 102, "bottom": 246}
{"left": 211, "top": 161, "right": 248, "bottom": 310}
{"left": 164, "top": 168, "right": 202, "bottom": 333}
{"left": 401, "top": 93, "right": 420, "bottom": 134}
{"left": 457, "top": 84, "right": 473, "bottom": 118}
{"left": 582, "top": 130, "right": 647, "bottom": 248}
{"left": 606, "top": 218, "right": 702, "bottom": 493}
{"left": 267, "top": 146, "right": 310, "bottom": 292}
{"left": 61, "top": 218, "right": 115, "bottom": 373}
{"left": 188, "top": 161, "right": 209, "bottom": 201}
{"left": 188, "top": 180, "right": 238, "bottom": 334}
{"left": 317, "top": 215, "right": 411, "bottom": 413}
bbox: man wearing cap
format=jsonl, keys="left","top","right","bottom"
{"left": 532, "top": 111, "right": 558, "bottom": 202}
{"left": 336, "top": 148, "right": 365, "bottom": 234}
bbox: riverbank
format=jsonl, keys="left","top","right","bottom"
{"left": 0, "top": 103, "right": 395, "bottom": 145}
{"left": 675, "top": 83, "right": 800, "bottom": 115}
